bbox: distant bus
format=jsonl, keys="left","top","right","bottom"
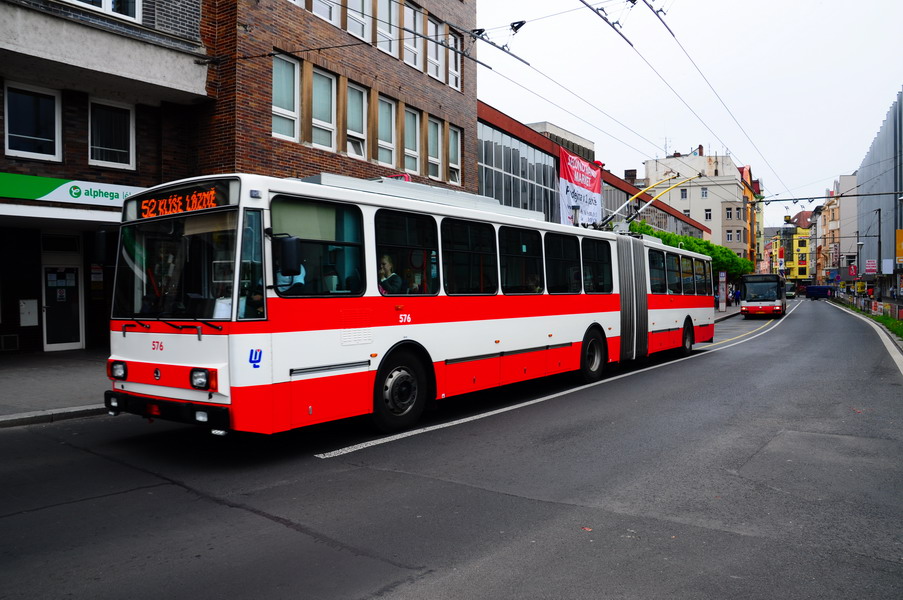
{"left": 739, "top": 274, "right": 786, "bottom": 317}
{"left": 104, "top": 173, "right": 715, "bottom": 435}
{"left": 785, "top": 282, "right": 796, "bottom": 299}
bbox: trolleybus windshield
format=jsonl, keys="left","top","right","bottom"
{"left": 112, "top": 209, "right": 239, "bottom": 320}
{"left": 742, "top": 278, "right": 781, "bottom": 301}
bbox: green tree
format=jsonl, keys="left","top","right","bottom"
{"left": 628, "top": 221, "right": 754, "bottom": 280}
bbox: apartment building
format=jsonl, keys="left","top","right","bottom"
{"left": 643, "top": 146, "right": 759, "bottom": 258}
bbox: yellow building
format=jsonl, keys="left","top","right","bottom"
{"left": 770, "top": 226, "right": 811, "bottom": 284}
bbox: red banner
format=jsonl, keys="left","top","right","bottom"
{"left": 558, "top": 148, "right": 602, "bottom": 226}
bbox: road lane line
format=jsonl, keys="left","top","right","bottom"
{"left": 316, "top": 302, "right": 802, "bottom": 459}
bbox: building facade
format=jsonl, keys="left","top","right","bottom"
{"left": 644, "top": 147, "right": 758, "bottom": 258}
{"left": 857, "top": 88, "right": 903, "bottom": 297}
{"left": 1, "top": 0, "right": 478, "bottom": 353}
{"left": 199, "top": 0, "right": 477, "bottom": 190}
{"left": 1, "top": 0, "right": 209, "bottom": 352}
{"left": 477, "top": 103, "right": 710, "bottom": 238}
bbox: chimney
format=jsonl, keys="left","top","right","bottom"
{"left": 698, "top": 144, "right": 703, "bottom": 156}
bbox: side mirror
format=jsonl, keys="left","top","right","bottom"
{"left": 277, "top": 236, "right": 303, "bottom": 276}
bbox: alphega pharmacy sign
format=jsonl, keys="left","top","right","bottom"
{"left": 0, "top": 172, "right": 144, "bottom": 207}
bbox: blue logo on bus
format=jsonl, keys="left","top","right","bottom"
{"left": 249, "top": 349, "right": 262, "bottom": 368}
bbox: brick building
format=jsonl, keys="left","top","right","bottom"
{"left": 0, "top": 0, "right": 477, "bottom": 352}
{"left": 198, "top": 0, "right": 477, "bottom": 190}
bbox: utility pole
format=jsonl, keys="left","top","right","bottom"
{"left": 876, "top": 208, "right": 882, "bottom": 297}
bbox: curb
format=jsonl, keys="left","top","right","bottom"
{"left": 0, "top": 405, "right": 106, "bottom": 429}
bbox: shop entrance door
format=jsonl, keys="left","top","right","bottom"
{"left": 42, "top": 265, "right": 84, "bottom": 351}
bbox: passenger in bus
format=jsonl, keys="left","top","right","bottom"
{"left": 275, "top": 263, "right": 306, "bottom": 294}
{"left": 379, "top": 254, "right": 404, "bottom": 294}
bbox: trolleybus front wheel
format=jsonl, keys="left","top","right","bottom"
{"left": 372, "top": 350, "right": 427, "bottom": 432}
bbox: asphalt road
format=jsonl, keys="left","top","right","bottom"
{"left": 2, "top": 300, "right": 902, "bottom": 599}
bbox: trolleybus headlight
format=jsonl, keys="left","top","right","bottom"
{"left": 189, "top": 368, "right": 217, "bottom": 391}
{"left": 109, "top": 361, "right": 128, "bottom": 380}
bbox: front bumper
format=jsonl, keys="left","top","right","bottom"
{"left": 104, "top": 390, "right": 230, "bottom": 429}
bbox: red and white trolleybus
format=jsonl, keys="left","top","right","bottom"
{"left": 105, "top": 173, "right": 715, "bottom": 434}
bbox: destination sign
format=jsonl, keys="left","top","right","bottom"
{"left": 124, "top": 179, "right": 236, "bottom": 220}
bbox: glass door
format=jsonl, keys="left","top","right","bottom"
{"left": 42, "top": 265, "right": 84, "bottom": 351}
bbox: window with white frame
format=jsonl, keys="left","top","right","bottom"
{"left": 67, "top": 0, "right": 139, "bottom": 20}
{"left": 725, "top": 207, "right": 732, "bottom": 219}
{"left": 5, "top": 83, "right": 62, "bottom": 161}
{"left": 683, "top": 209, "right": 690, "bottom": 217}
{"left": 272, "top": 55, "right": 299, "bottom": 141}
{"left": 89, "top": 99, "right": 134, "bottom": 169}
{"left": 346, "top": 0, "right": 370, "bottom": 40}
{"left": 311, "top": 69, "right": 336, "bottom": 150}
{"left": 701, "top": 187, "right": 708, "bottom": 198}
{"left": 346, "top": 83, "right": 367, "bottom": 159}
{"left": 704, "top": 208, "right": 711, "bottom": 220}
{"left": 726, "top": 230, "right": 733, "bottom": 242}
{"left": 448, "top": 32, "right": 462, "bottom": 90}
{"left": 680, "top": 188, "right": 687, "bottom": 199}
{"left": 377, "top": 96, "right": 396, "bottom": 166}
{"left": 427, "top": 117, "right": 442, "bottom": 179}
{"left": 403, "top": 109, "right": 420, "bottom": 174}
{"left": 426, "top": 18, "right": 445, "bottom": 81}
{"left": 377, "top": 0, "right": 397, "bottom": 56}
{"left": 312, "top": 0, "right": 339, "bottom": 25}
{"left": 448, "top": 125, "right": 461, "bottom": 185}
{"left": 403, "top": 3, "right": 423, "bottom": 69}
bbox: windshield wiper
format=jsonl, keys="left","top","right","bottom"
{"left": 120, "top": 319, "right": 151, "bottom": 337}
{"left": 157, "top": 318, "right": 223, "bottom": 340}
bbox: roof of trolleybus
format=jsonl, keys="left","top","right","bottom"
{"left": 120, "top": 172, "right": 715, "bottom": 262}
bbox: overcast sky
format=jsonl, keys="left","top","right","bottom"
{"left": 474, "top": 0, "right": 903, "bottom": 227}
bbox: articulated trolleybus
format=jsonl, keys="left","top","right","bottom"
{"left": 105, "top": 173, "right": 714, "bottom": 435}
{"left": 739, "top": 273, "right": 787, "bottom": 317}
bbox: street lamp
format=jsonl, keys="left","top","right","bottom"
{"left": 857, "top": 240, "right": 864, "bottom": 297}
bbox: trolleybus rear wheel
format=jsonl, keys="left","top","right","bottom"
{"left": 580, "top": 330, "right": 606, "bottom": 383}
{"left": 679, "top": 321, "right": 694, "bottom": 356}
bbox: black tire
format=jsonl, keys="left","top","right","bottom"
{"left": 580, "top": 329, "right": 607, "bottom": 383}
{"left": 372, "top": 350, "right": 427, "bottom": 432}
{"left": 678, "top": 321, "right": 694, "bottom": 357}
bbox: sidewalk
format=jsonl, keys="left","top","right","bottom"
{"left": 0, "top": 306, "right": 743, "bottom": 429}
{"left": 0, "top": 348, "right": 109, "bottom": 428}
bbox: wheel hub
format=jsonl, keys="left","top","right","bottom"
{"left": 383, "top": 367, "right": 417, "bottom": 415}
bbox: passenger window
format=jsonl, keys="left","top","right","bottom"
{"left": 665, "top": 253, "right": 681, "bottom": 294}
{"left": 545, "top": 233, "right": 581, "bottom": 294}
{"left": 582, "top": 238, "right": 613, "bottom": 293}
{"left": 693, "top": 259, "right": 706, "bottom": 295}
{"left": 648, "top": 249, "right": 666, "bottom": 294}
{"left": 499, "top": 226, "right": 543, "bottom": 294}
{"left": 441, "top": 218, "right": 498, "bottom": 295}
{"left": 681, "top": 256, "right": 695, "bottom": 295}
{"left": 375, "top": 210, "right": 439, "bottom": 296}
{"left": 270, "top": 196, "right": 364, "bottom": 297}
